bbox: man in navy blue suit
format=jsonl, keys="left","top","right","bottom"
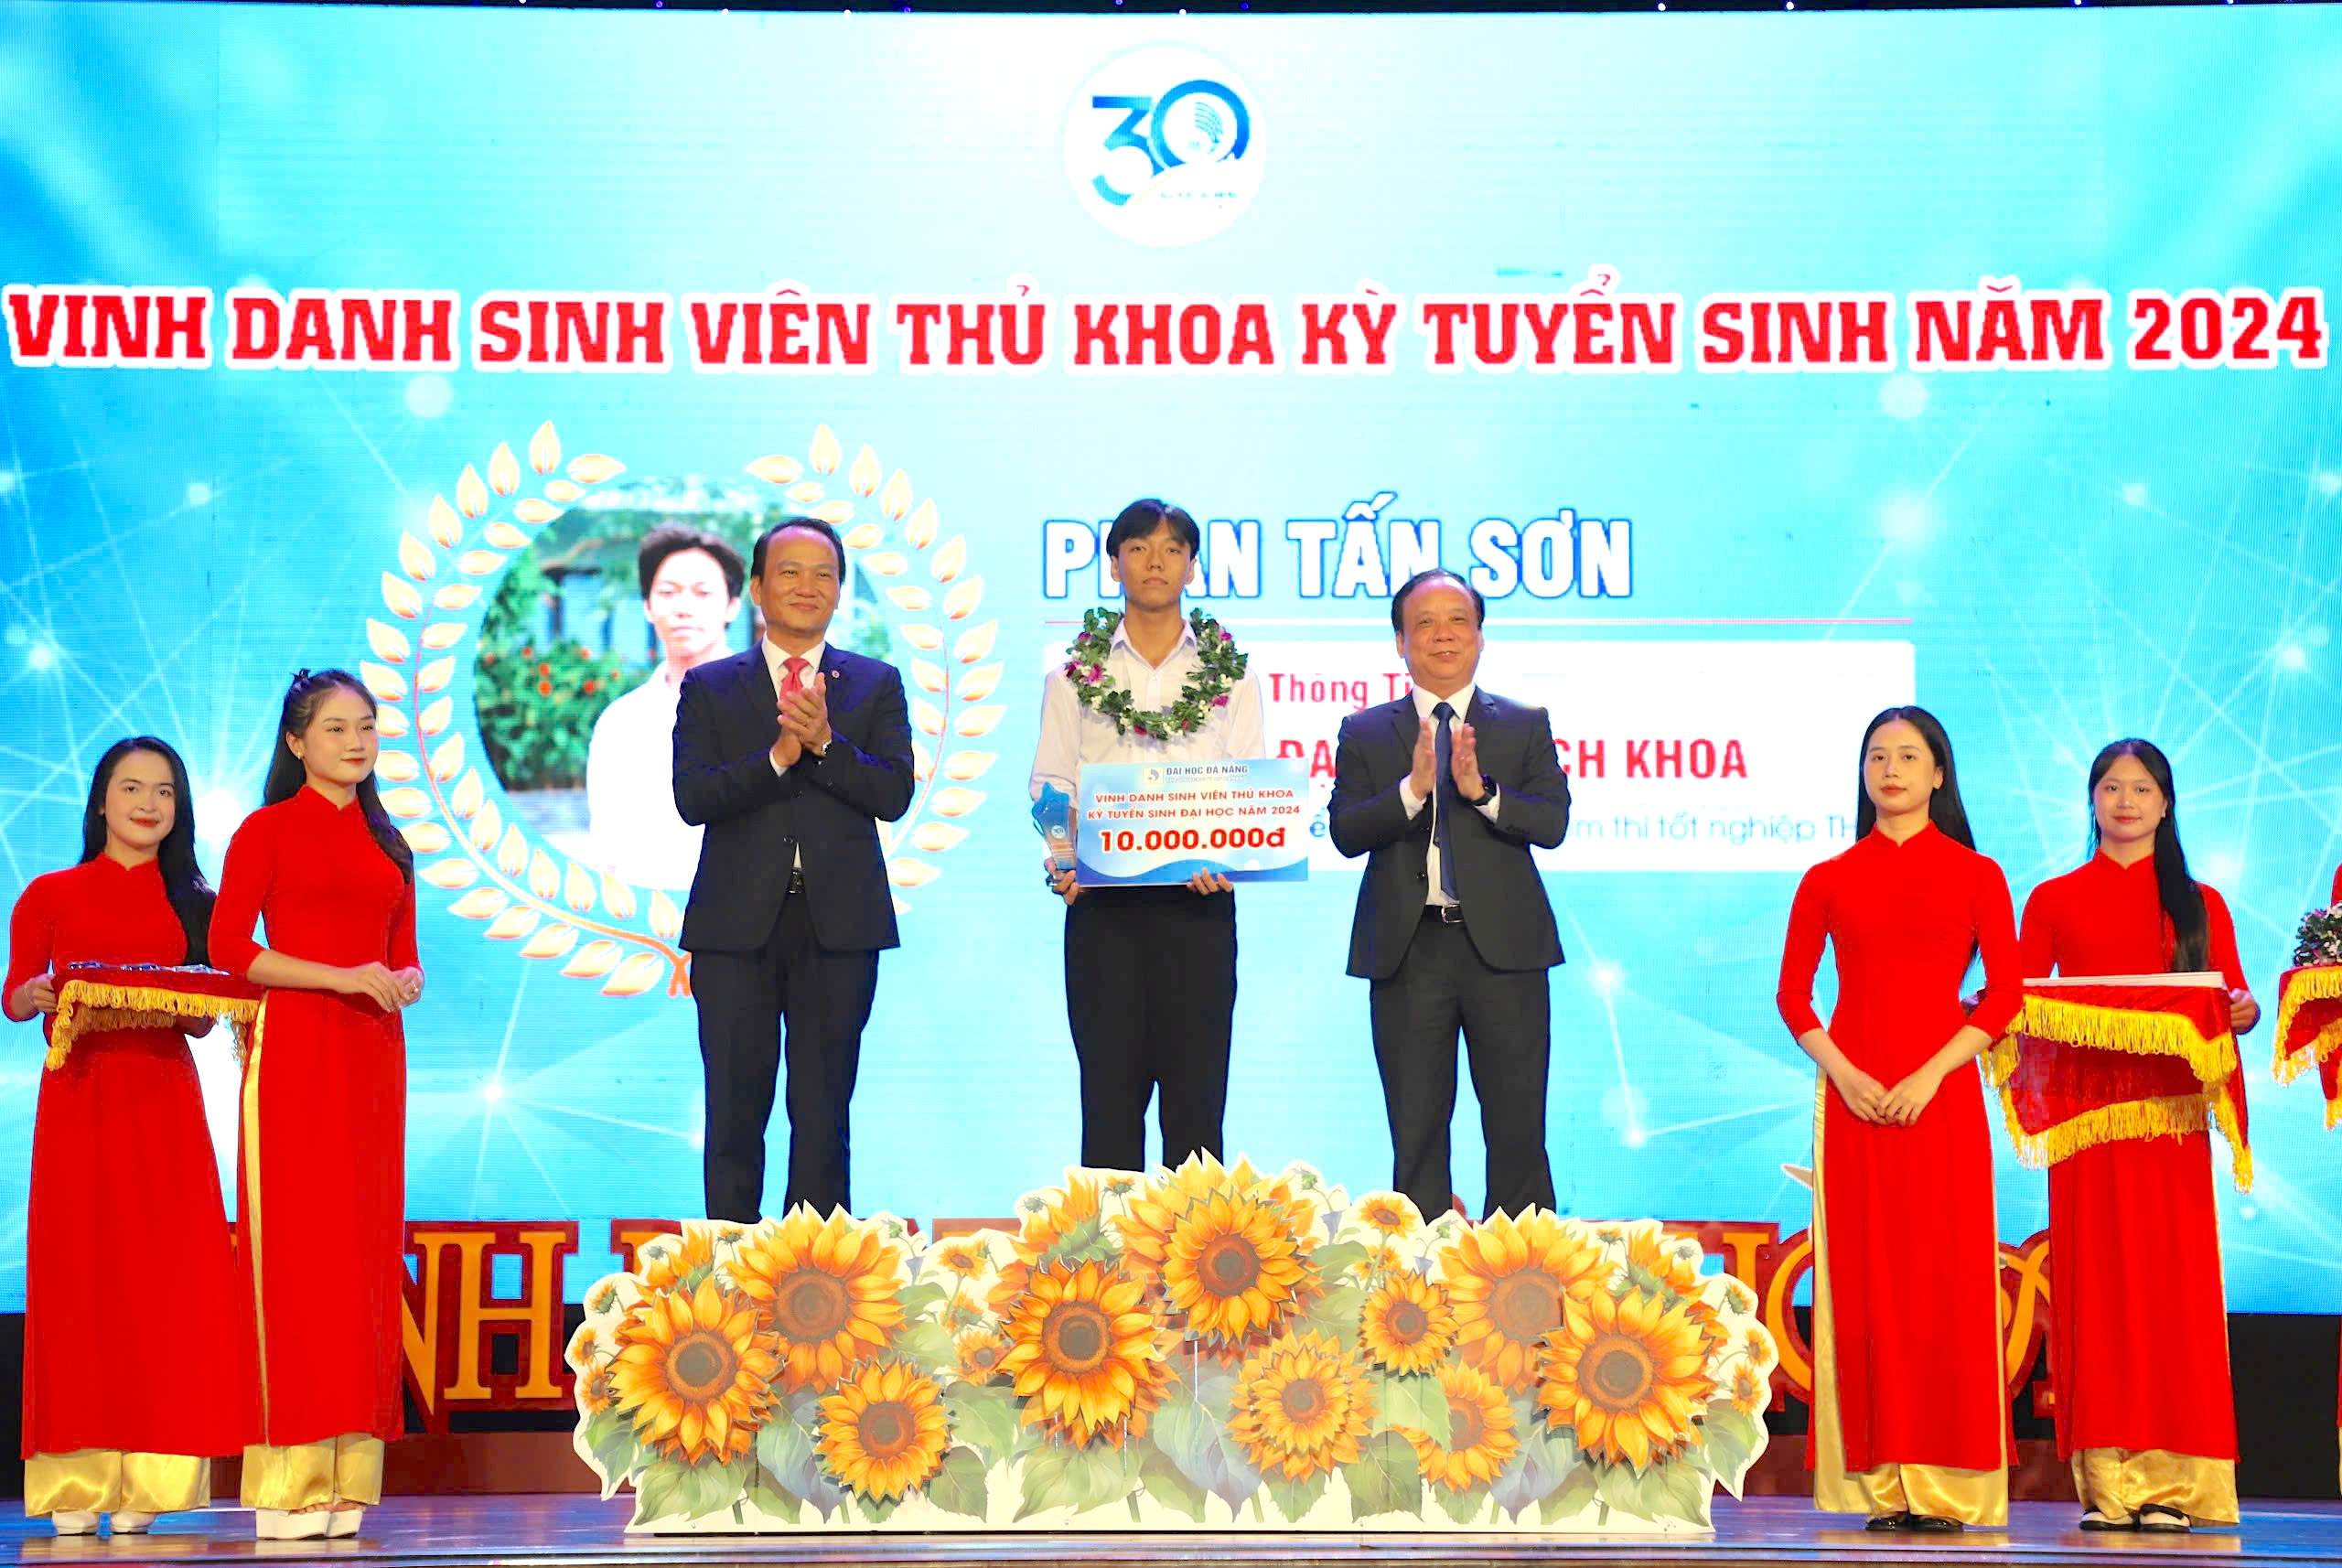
{"left": 673, "top": 516, "right": 913, "bottom": 1221}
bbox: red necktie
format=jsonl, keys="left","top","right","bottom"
{"left": 782, "top": 656, "right": 808, "bottom": 697}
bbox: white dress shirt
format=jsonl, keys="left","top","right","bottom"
{"left": 1029, "top": 616, "right": 1267, "bottom": 800}
{"left": 584, "top": 666, "right": 701, "bottom": 890}
{"left": 1396, "top": 682, "right": 1503, "bottom": 908}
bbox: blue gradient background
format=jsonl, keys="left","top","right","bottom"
{"left": 1, "top": 4, "right": 2337, "bottom": 1309}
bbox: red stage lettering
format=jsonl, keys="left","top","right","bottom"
{"left": 4, "top": 285, "right": 212, "bottom": 368}
{"left": 1476, "top": 301, "right": 1520, "bottom": 367}
{"left": 2128, "top": 285, "right": 2326, "bottom": 370}
{"left": 1523, "top": 301, "right": 1569, "bottom": 363}
{"left": 473, "top": 292, "right": 671, "bottom": 372}
{"left": 285, "top": 295, "right": 337, "bottom": 362}
{"left": 1066, "top": 295, "right": 1277, "bottom": 373}
{"left": 686, "top": 285, "right": 876, "bottom": 374}
{"left": 1620, "top": 738, "right": 1744, "bottom": 779}
{"left": 223, "top": 288, "right": 457, "bottom": 369}
{"left": 884, "top": 293, "right": 1058, "bottom": 371}
{"left": 1557, "top": 738, "right": 1606, "bottom": 779}
{"left": 1416, "top": 285, "right": 1680, "bottom": 373}
{"left": 1618, "top": 299, "right": 1676, "bottom": 368}
{"left": 1909, "top": 277, "right": 2113, "bottom": 370}
{"left": 1294, "top": 291, "right": 1402, "bottom": 371}
{"left": 1417, "top": 299, "right": 1468, "bottom": 371}
{"left": 1697, "top": 293, "right": 1896, "bottom": 371}
{"left": 1264, "top": 672, "right": 1373, "bottom": 709}
{"left": 2278, "top": 289, "right": 2328, "bottom": 365}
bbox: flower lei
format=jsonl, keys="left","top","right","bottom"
{"left": 1063, "top": 607, "right": 1247, "bottom": 738}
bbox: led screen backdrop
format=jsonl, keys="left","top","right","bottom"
{"left": 2, "top": 2, "right": 2337, "bottom": 1312}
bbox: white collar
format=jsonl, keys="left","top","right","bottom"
{"left": 1111, "top": 612, "right": 1197, "bottom": 662}
{"left": 762, "top": 638, "right": 829, "bottom": 679}
{"left": 1411, "top": 682, "right": 1477, "bottom": 720}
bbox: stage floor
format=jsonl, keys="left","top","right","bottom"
{"left": 5, "top": 1498, "right": 2342, "bottom": 1567}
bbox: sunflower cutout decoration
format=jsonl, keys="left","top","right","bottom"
{"left": 568, "top": 1164, "right": 1773, "bottom": 1532}
{"left": 995, "top": 1259, "right": 1172, "bottom": 1447}
{"left": 1439, "top": 1211, "right": 1610, "bottom": 1392}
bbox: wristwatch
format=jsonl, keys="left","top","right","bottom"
{"left": 1471, "top": 773, "right": 1497, "bottom": 804}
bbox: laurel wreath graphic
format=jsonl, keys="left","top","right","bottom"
{"left": 360, "top": 422, "right": 994, "bottom": 1001}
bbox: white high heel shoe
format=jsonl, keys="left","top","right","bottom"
{"left": 327, "top": 1507, "right": 364, "bottom": 1538}
{"left": 254, "top": 1508, "right": 331, "bottom": 1540}
{"left": 51, "top": 1511, "right": 100, "bottom": 1536}
{"left": 111, "top": 1511, "right": 157, "bottom": 1534}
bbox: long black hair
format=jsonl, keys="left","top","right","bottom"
{"left": 1854, "top": 704, "right": 1976, "bottom": 850}
{"left": 81, "top": 736, "right": 214, "bottom": 965}
{"left": 262, "top": 669, "right": 414, "bottom": 885}
{"left": 2088, "top": 738, "right": 2208, "bottom": 972}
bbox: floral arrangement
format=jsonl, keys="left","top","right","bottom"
{"left": 2292, "top": 904, "right": 2342, "bottom": 970}
{"left": 567, "top": 1157, "right": 1775, "bottom": 1533}
{"left": 1063, "top": 608, "right": 1247, "bottom": 739}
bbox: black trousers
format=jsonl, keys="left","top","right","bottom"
{"left": 691, "top": 886, "right": 880, "bottom": 1222}
{"left": 1062, "top": 886, "right": 1237, "bottom": 1175}
{"left": 1368, "top": 911, "right": 1557, "bottom": 1222}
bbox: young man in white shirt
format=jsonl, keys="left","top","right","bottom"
{"left": 1029, "top": 499, "right": 1265, "bottom": 1175}
{"left": 585, "top": 526, "right": 745, "bottom": 889}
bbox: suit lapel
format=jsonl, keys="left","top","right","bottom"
{"left": 819, "top": 647, "right": 855, "bottom": 723}
{"left": 1387, "top": 695, "right": 1418, "bottom": 756}
{"left": 746, "top": 645, "right": 779, "bottom": 714}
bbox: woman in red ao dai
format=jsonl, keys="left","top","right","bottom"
{"left": 1777, "top": 707, "right": 2021, "bottom": 1531}
{"left": 210, "top": 671, "right": 424, "bottom": 1541}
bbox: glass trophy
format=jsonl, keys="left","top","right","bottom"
{"left": 1032, "top": 783, "right": 1076, "bottom": 873}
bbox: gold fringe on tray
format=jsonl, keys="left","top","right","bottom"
{"left": 47, "top": 981, "right": 263, "bottom": 1071}
{"left": 2213, "top": 1086, "right": 2255, "bottom": 1189}
{"left": 2011, "top": 993, "right": 2238, "bottom": 1085}
{"left": 1988, "top": 992, "right": 2252, "bottom": 1192}
{"left": 2271, "top": 965, "right": 2342, "bottom": 1084}
{"left": 1994, "top": 1091, "right": 2203, "bottom": 1170}
{"left": 1991, "top": 1088, "right": 2251, "bottom": 1191}
{"left": 1982, "top": 1033, "right": 2021, "bottom": 1088}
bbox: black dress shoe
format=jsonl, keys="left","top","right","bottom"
{"left": 1906, "top": 1514, "right": 1965, "bottom": 1533}
{"left": 1865, "top": 1512, "right": 1912, "bottom": 1531}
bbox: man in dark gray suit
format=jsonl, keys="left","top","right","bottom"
{"left": 673, "top": 516, "right": 913, "bottom": 1221}
{"left": 1328, "top": 568, "right": 1571, "bottom": 1221}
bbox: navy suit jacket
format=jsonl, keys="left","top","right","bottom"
{"left": 672, "top": 643, "right": 914, "bottom": 955}
{"left": 1327, "top": 688, "right": 1571, "bottom": 981}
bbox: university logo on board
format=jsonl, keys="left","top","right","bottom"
{"left": 1065, "top": 46, "right": 1262, "bottom": 247}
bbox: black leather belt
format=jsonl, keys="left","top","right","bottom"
{"left": 1422, "top": 903, "right": 1465, "bottom": 924}
{"left": 787, "top": 867, "right": 806, "bottom": 895}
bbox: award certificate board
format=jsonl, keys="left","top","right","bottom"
{"left": 1076, "top": 758, "right": 1310, "bottom": 886}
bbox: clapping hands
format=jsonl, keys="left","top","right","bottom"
{"left": 1406, "top": 714, "right": 1487, "bottom": 802}
{"left": 768, "top": 672, "right": 835, "bottom": 770}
